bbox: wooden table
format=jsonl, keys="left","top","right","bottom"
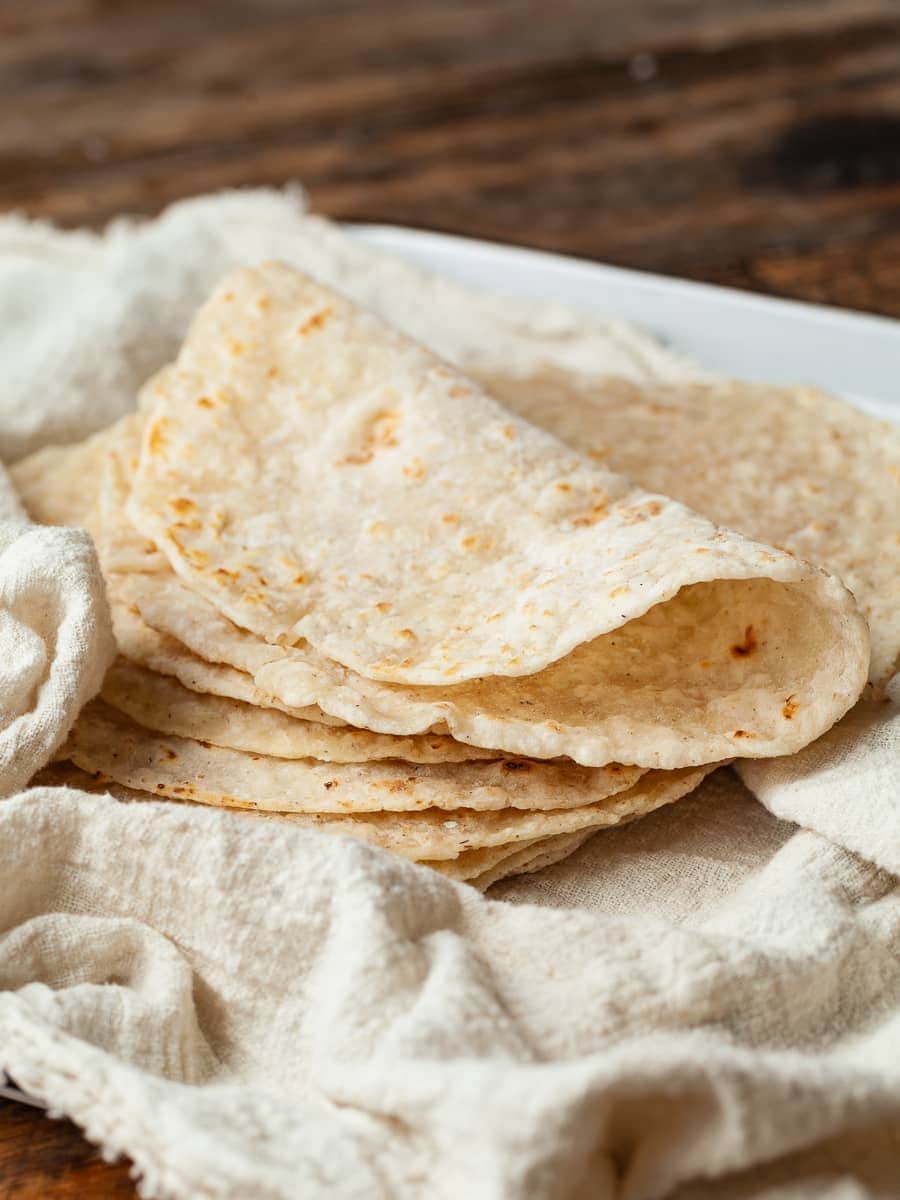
{"left": 2, "top": 0, "right": 899, "bottom": 1193}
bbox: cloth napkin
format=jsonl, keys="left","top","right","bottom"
{"left": 0, "top": 189, "right": 897, "bottom": 1200}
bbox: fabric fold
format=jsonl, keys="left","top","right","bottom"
{"left": 1, "top": 788, "right": 899, "bottom": 1200}
{"left": 0, "top": 465, "right": 114, "bottom": 796}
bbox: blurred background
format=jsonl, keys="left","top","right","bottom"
{"left": 3, "top": 0, "right": 900, "bottom": 308}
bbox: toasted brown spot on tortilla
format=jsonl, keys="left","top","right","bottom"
{"left": 169, "top": 497, "right": 197, "bottom": 515}
{"left": 782, "top": 695, "right": 800, "bottom": 719}
{"left": 730, "top": 625, "right": 758, "bottom": 659}
{"left": 196, "top": 397, "right": 214, "bottom": 409}
{"left": 293, "top": 573, "right": 307, "bottom": 585}
{"left": 374, "top": 779, "right": 409, "bottom": 793}
{"left": 164, "top": 748, "right": 177, "bottom": 760}
{"left": 403, "top": 457, "right": 425, "bottom": 480}
{"left": 441, "top": 514, "right": 459, "bottom": 524}
{"left": 297, "top": 307, "right": 332, "bottom": 335}
{"left": 324, "top": 780, "right": 338, "bottom": 790}
{"left": 398, "top": 628, "right": 415, "bottom": 639}
{"left": 732, "top": 729, "right": 755, "bottom": 739}
{"left": 572, "top": 501, "right": 608, "bottom": 528}
{"left": 147, "top": 419, "right": 170, "bottom": 457}
{"left": 555, "top": 482, "right": 572, "bottom": 493}
{"left": 339, "top": 451, "right": 374, "bottom": 467}
{"left": 371, "top": 410, "right": 400, "bottom": 447}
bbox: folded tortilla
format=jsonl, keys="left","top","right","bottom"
{"left": 482, "top": 370, "right": 900, "bottom": 685}
{"left": 121, "top": 264, "right": 868, "bottom": 767}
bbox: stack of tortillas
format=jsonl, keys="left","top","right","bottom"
{"left": 15, "top": 263, "right": 871, "bottom": 887}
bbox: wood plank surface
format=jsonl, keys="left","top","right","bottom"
{"left": 1, "top": 1, "right": 899, "bottom": 1194}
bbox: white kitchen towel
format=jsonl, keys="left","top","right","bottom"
{"left": 0, "top": 465, "right": 113, "bottom": 798}
{"left": 0, "top": 190, "right": 898, "bottom": 1200}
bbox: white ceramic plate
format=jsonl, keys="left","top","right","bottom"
{"left": 352, "top": 224, "right": 900, "bottom": 424}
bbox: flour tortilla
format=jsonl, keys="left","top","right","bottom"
{"left": 12, "top": 270, "right": 872, "bottom": 769}
{"left": 102, "top": 658, "right": 500, "bottom": 764}
{"left": 30, "top": 762, "right": 593, "bottom": 885}
{"left": 62, "top": 700, "right": 645, "bottom": 815}
{"left": 425, "top": 838, "right": 550, "bottom": 882}
{"left": 8, "top": 420, "right": 341, "bottom": 728}
{"left": 482, "top": 370, "right": 900, "bottom": 684}
{"left": 127, "top": 265, "right": 866, "bottom": 729}
{"left": 117, "top": 386, "right": 866, "bottom": 771}
{"left": 55, "top": 711, "right": 713, "bottom": 859}
{"left": 9, "top": 425, "right": 108, "bottom": 532}
{"left": 472, "top": 830, "right": 597, "bottom": 890}
{"left": 117, "top": 530, "right": 867, "bottom": 769}
{"left": 108, "top": 599, "right": 344, "bottom": 723}
{"left": 429, "top": 831, "right": 592, "bottom": 884}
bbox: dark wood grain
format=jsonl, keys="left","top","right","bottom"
{"left": 0, "top": 1096, "right": 134, "bottom": 1197}
{"left": 2, "top": 1, "right": 900, "bottom": 1194}
{"left": 3, "top": 0, "right": 900, "bottom": 313}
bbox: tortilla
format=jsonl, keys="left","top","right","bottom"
{"left": 29, "top": 761, "right": 595, "bottom": 886}
{"left": 62, "top": 700, "right": 645, "bottom": 815}
{"left": 426, "top": 838, "right": 550, "bottom": 882}
{"left": 481, "top": 370, "right": 900, "bottom": 684}
{"left": 54, "top": 711, "right": 714, "bottom": 859}
{"left": 109, "top": 595, "right": 349, "bottom": 723}
{"left": 102, "top": 657, "right": 501, "bottom": 764}
{"left": 470, "top": 830, "right": 596, "bottom": 890}
{"left": 122, "top": 264, "right": 867, "bottom": 767}
{"left": 114, "top": 477, "right": 865, "bottom": 769}
{"left": 9, "top": 425, "right": 108, "bottom": 532}
{"left": 103, "top": 423, "right": 826, "bottom": 769}
{"left": 429, "top": 831, "right": 590, "bottom": 884}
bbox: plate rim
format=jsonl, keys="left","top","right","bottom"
{"left": 347, "top": 222, "right": 900, "bottom": 422}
